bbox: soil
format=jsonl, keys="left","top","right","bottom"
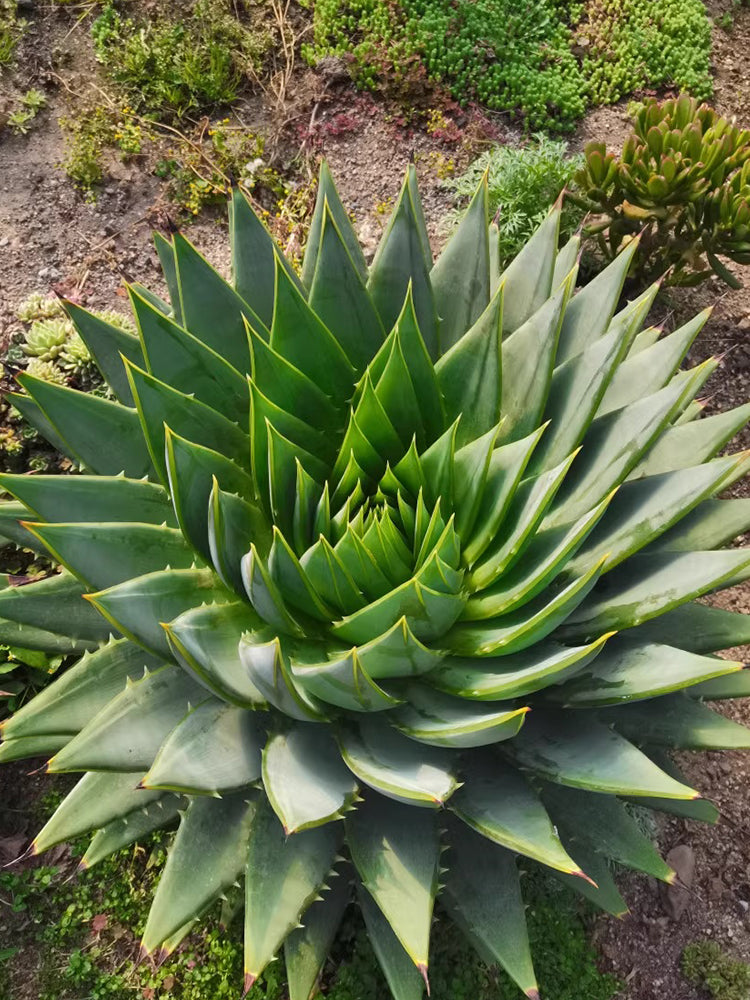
{"left": 1, "top": 1, "right": 750, "bottom": 999}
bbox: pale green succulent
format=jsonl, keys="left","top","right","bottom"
{"left": 24, "top": 357, "right": 68, "bottom": 385}
{"left": 16, "top": 292, "right": 65, "bottom": 324}
{"left": 58, "top": 331, "right": 93, "bottom": 373}
{"left": 1, "top": 163, "right": 749, "bottom": 1000}
{"left": 22, "top": 317, "right": 70, "bottom": 362}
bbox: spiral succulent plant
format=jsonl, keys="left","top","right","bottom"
{"left": 574, "top": 93, "right": 750, "bottom": 287}
{"left": 22, "top": 317, "right": 70, "bottom": 362}
{"left": 2, "top": 163, "right": 750, "bottom": 1000}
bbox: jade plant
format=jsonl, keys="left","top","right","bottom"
{"left": 573, "top": 94, "right": 750, "bottom": 287}
{"left": 1, "top": 163, "right": 750, "bottom": 1000}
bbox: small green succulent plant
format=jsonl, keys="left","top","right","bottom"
{"left": 2, "top": 164, "right": 750, "bottom": 1000}
{"left": 574, "top": 94, "right": 750, "bottom": 287}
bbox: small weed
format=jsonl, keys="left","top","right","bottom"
{"left": 717, "top": 10, "right": 734, "bottom": 31}
{"left": 59, "top": 105, "right": 146, "bottom": 193}
{"left": 7, "top": 88, "right": 47, "bottom": 134}
{"left": 155, "top": 118, "right": 283, "bottom": 216}
{"left": 91, "top": 0, "right": 274, "bottom": 119}
{"left": 682, "top": 941, "right": 750, "bottom": 1000}
{"left": 445, "top": 136, "right": 584, "bottom": 266}
{"left": 0, "top": 0, "right": 24, "bottom": 66}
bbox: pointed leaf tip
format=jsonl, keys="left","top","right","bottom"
{"left": 574, "top": 870, "right": 598, "bottom": 889}
{"left": 418, "top": 962, "right": 431, "bottom": 996}
{"left": 243, "top": 973, "right": 257, "bottom": 996}
{"left": 526, "top": 990, "right": 540, "bottom": 1000}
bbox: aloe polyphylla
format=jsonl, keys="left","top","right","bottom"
{"left": 2, "top": 162, "right": 750, "bottom": 1000}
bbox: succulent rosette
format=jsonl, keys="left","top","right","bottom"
{"left": 1, "top": 164, "right": 750, "bottom": 1000}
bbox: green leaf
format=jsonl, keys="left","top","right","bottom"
{"left": 142, "top": 794, "right": 258, "bottom": 954}
{"left": 622, "top": 747, "right": 719, "bottom": 824}
{"left": 347, "top": 793, "right": 439, "bottom": 971}
{"left": 444, "top": 820, "right": 537, "bottom": 998}
{"left": 7, "top": 391, "right": 74, "bottom": 461}
{"left": 240, "top": 636, "right": 327, "bottom": 722}
{"left": 243, "top": 798, "right": 341, "bottom": 987}
{"left": 143, "top": 699, "right": 264, "bottom": 793}
{"left": 165, "top": 601, "right": 267, "bottom": 707}
{"left": 290, "top": 647, "right": 402, "bottom": 713}
{"left": 549, "top": 364, "right": 712, "bottom": 525}
{"left": 547, "top": 836, "right": 628, "bottom": 917}
{"left": 299, "top": 534, "right": 366, "bottom": 615}
{"left": 540, "top": 783, "right": 674, "bottom": 882}
{"left": 688, "top": 669, "right": 750, "bottom": 700}
{"left": 126, "top": 361, "right": 249, "bottom": 485}
{"left": 566, "top": 457, "right": 746, "bottom": 576}
{"left": 391, "top": 686, "right": 527, "bottom": 748}
{"left": 0, "top": 474, "right": 175, "bottom": 527}
{"left": 88, "top": 567, "right": 227, "bottom": 658}
{"left": 465, "top": 495, "right": 611, "bottom": 618}
{"left": 285, "top": 872, "right": 351, "bottom": 1000}
{"left": 553, "top": 234, "right": 579, "bottom": 287}
{"left": 450, "top": 755, "right": 585, "bottom": 876}
{"left": 0, "top": 734, "right": 68, "bottom": 764}
{"left": 629, "top": 402, "right": 750, "bottom": 477}
{"left": 452, "top": 424, "right": 500, "bottom": 538}
{"left": 130, "top": 287, "right": 249, "bottom": 422}
{"left": 173, "top": 232, "right": 262, "bottom": 371}
{"left": 270, "top": 257, "right": 356, "bottom": 402}
{"left": 332, "top": 577, "right": 465, "bottom": 645}
{"left": 302, "top": 160, "right": 368, "bottom": 289}
{"left": 65, "top": 301, "right": 144, "bottom": 405}
{"left": 496, "top": 280, "right": 569, "bottom": 446}
{"left": 499, "top": 207, "right": 559, "bottom": 335}
{"left": 209, "top": 481, "right": 269, "bottom": 597}
{"left": 25, "top": 521, "right": 195, "bottom": 592}
{"left": 34, "top": 771, "right": 160, "bottom": 853}
{"left": 229, "top": 186, "right": 303, "bottom": 326}
{"left": 349, "top": 616, "right": 443, "bottom": 679}
{"left": 358, "top": 885, "right": 426, "bottom": 1000}
{"left": 549, "top": 640, "right": 742, "bottom": 707}
{"left": 338, "top": 716, "right": 459, "bottom": 807}
{"left": 0, "top": 502, "right": 47, "bottom": 553}
{"left": 430, "top": 176, "right": 490, "bottom": 352}
{"left": 130, "top": 281, "right": 171, "bottom": 317}
{"left": 83, "top": 793, "right": 185, "bottom": 869}
{"left": 0, "top": 571, "right": 114, "bottom": 643}
{"left": 462, "top": 426, "right": 545, "bottom": 567}
{"left": 154, "top": 232, "right": 182, "bottom": 323}
{"left": 529, "top": 320, "right": 629, "bottom": 474}
{"left": 555, "top": 240, "right": 638, "bottom": 364}
{"left": 600, "top": 694, "right": 750, "bottom": 750}
{"left": 242, "top": 544, "right": 305, "bottom": 636}
{"left": 469, "top": 450, "right": 577, "bottom": 591}
{"left": 597, "top": 310, "right": 710, "bottom": 417}
{"left": 248, "top": 323, "right": 342, "bottom": 434}
{"left": 309, "top": 203, "right": 386, "bottom": 372}
{"left": 1, "top": 638, "right": 160, "bottom": 740}
{"left": 646, "top": 497, "right": 750, "bottom": 554}
{"left": 566, "top": 549, "right": 750, "bottom": 635}
{"left": 430, "top": 634, "right": 611, "bottom": 700}
{"left": 507, "top": 711, "right": 698, "bottom": 799}
{"left": 368, "top": 173, "right": 439, "bottom": 359}
{"left": 263, "top": 724, "right": 358, "bottom": 832}
{"left": 444, "top": 557, "right": 604, "bottom": 656}
{"left": 48, "top": 665, "right": 206, "bottom": 773}
{"left": 625, "top": 601, "right": 750, "bottom": 654}
{"left": 17, "top": 374, "right": 153, "bottom": 479}
{"left": 165, "top": 427, "right": 258, "bottom": 563}
{"left": 435, "top": 289, "right": 503, "bottom": 447}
